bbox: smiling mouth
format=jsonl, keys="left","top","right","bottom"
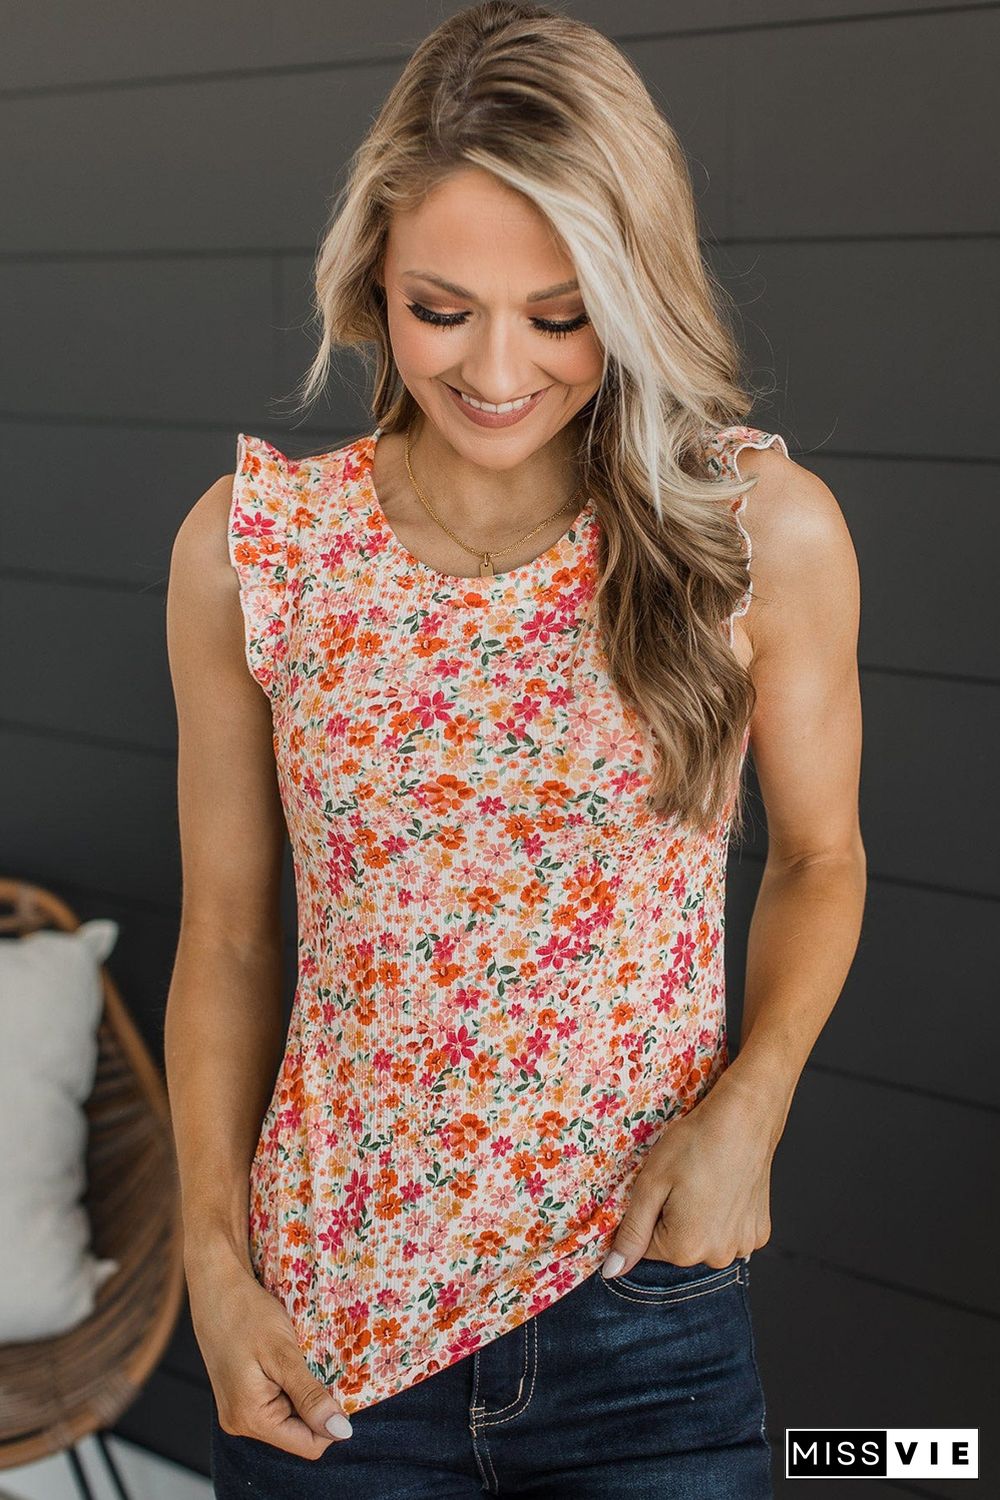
{"left": 446, "top": 383, "right": 547, "bottom": 406}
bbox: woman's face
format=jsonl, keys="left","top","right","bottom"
{"left": 380, "top": 167, "right": 604, "bottom": 465}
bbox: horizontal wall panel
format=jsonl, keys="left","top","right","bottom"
{"left": 750, "top": 1253, "right": 996, "bottom": 1494}
{"left": 2, "top": 578, "right": 173, "bottom": 748}
{"left": 578, "top": 0, "right": 978, "bottom": 33}
{"left": 727, "top": 862, "right": 1000, "bottom": 1112}
{"left": 0, "top": 1, "right": 275, "bottom": 92}
{"left": 854, "top": 673, "right": 999, "bottom": 897}
{"left": 0, "top": 258, "right": 273, "bottom": 423}
{"left": 1, "top": 420, "right": 345, "bottom": 581}
{"left": 272, "top": 255, "right": 378, "bottom": 437}
{"left": 0, "top": 67, "right": 392, "bottom": 255}
{"left": 707, "top": 239, "right": 999, "bottom": 463}
{"left": 3, "top": 422, "right": 242, "bottom": 582}
{"left": 0, "top": 1, "right": 975, "bottom": 92}
{"left": 734, "top": 671, "right": 998, "bottom": 894}
{"left": 769, "top": 1070, "right": 999, "bottom": 1315}
{"left": 730, "top": 5, "right": 999, "bottom": 238}
{"left": 815, "top": 455, "right": 999, "bottom": 683}
{"left": 2, "top": 10, "right": 991, "bottom": 252}
{"left": 820, "top": 882, "right": 999, "bottom": 1107}
{"left": 2, "top": 729, "right": 180, "bottom": 905}
{"left": 3, "top": 729, "right": 298, "bottom": 931}
{"left": 0, "top": 34, "right": 728, "bottom": 255}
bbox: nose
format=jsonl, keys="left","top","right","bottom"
{"left": 453, "top": 319, "right": 543, "bottom": 405}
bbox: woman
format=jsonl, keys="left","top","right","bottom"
{"left": 165, "top": 3, "right": 865, "bottom": 1495}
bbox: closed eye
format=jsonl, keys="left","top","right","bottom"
{"left": 405, "top": 301, "right": 590, "bottom": 340}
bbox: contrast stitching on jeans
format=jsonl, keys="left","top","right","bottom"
{"left": 737, "top": 1270, "right": 770, "bottom": 1443}
{"left": 614, "top": 1259, "right": 742, "bottom": 1296}
{"left": 469, "top": 1407, "right": 498, "bottom": 1492}
{"left": 469, "top": 1357, "right": 493, "bottom": 1492}
{"left": 470, "top": 1351, "right": 481, "bottom": 1424}
{"left": 481, "top": 1318, "right": 539, "bottom": 1426}
{"left": 475, "top": 1422, "right": 500, "bottom": 1493}
{"left": 480, "top": 1319, "right": 530, "bottom": 1420}
{"left": 626, "top": 1260, "right": 743, "bottom": 1296}
{"left": 600, "top": 1266, "right": 741, "bottom": 1305}
{"left": 480, "top": 1324, "right": 528, "bottom": 1420}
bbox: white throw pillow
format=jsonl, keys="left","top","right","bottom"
{"left": 0, "top": 917, "right": 121, "bottom": 1340}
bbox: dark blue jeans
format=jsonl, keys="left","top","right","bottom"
{"left": 210, "top": 1254, "right": 773, "bottom": 1497}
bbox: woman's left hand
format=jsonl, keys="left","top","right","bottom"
{"left": 600, "top": 1067, "right": 788, "bottom": 1277}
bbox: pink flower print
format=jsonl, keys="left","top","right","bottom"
{"left": 414, "top": 689, "right": 453, "bottom": 728}
{"left": 535, "top": 933, "right": 580, "bottom": 971}
{"left": 235, "top": 507, "right": 280, "bottom": 541}
{"left": 441, "top": 1025, "right": 477, "bottom": 1067}
{"left": 523, "top": 609, "right": 563, "bottom": 645}
{"left": 670, "top": 930, "right": 697, "bottom": 971}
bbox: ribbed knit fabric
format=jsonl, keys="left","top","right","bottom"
{"left": 227, "top": 420, "right": 789, "bottom": 1415}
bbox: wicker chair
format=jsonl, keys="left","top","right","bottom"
{"left": 0, "top": 878, "right": 185, "bottom": 1499}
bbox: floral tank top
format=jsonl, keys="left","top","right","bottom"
{"left": 227, "top": 420, "right": 789, "bottom": 1415}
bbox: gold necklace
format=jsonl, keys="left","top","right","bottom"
{"left": 403, "top": 421, "right": 585, "bottom": 577}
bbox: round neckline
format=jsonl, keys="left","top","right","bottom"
{"left": 357, "top": 427, "right": 595, "bottom": 590}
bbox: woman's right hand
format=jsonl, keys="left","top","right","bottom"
{"left": 187, "top": 1254, "right": 354, "bottom": 1459}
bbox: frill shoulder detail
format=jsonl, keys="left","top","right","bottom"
{"left": 702, "top": 424, "right": 791, "bottom": 639}
{"left": 228, "top": 432, "right": 298, "bottom": 701}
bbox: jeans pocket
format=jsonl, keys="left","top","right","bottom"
{"left": 600, "top": 1254, "right": 746, "bottom": 1304}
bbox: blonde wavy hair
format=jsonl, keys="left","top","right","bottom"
{"left": 283, "top": 0, "right": 773, "bottom": 837}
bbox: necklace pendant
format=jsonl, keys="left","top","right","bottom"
{"left": 480, "top": 554, "right": 495, "bottom": 577}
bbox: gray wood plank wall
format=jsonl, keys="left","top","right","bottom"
{"left": 2, "top": 3, "right": 996, "bottom": 1492}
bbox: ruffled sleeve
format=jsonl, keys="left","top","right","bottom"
{"left": 228, "top": 432, "right": 294, "bottom": 701}
{"left": 702, "top": 423, "right": 791, "bottom": 641}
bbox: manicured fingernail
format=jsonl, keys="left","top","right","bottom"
{"left": 326, "top": 1413, "right": 353, "bottom": 1439}
{"left": 601, "top": 1250, "right": 626, "bottom": 1279}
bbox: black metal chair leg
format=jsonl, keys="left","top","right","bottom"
{"left": 65, "top": 1443, "right": 99, "bottom": 1500}
{"left": 95, "top": 1429, "right": 135, "bottom": 1500}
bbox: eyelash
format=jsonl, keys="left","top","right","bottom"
{"left": 404, "top": 300, "right": 590, "bottom": 340}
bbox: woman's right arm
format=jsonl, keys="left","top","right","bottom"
{"left": 164, "top": 472, "right": 353, "bottom": 1453}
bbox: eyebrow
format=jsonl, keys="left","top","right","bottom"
{"left": 402, "top": 270, "right": 580, "bottom": 304}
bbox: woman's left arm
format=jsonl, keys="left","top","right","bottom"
{"left": 603, "top": 447, "right": 867, "bottom": 1275}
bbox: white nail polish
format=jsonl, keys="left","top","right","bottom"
{"left": 601, "top": 1250, "right": 626, "bottom": 1279}
{"left": 326, "top": 1413, "right": 353, "bottom": 1439}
